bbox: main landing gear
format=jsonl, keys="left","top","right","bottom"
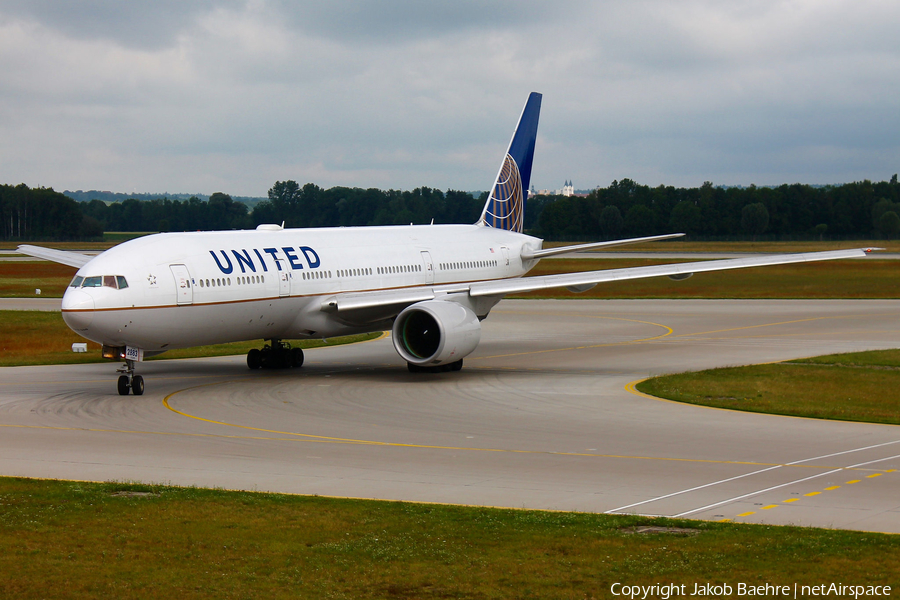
{"left": 246, "top": 339, "right": 304, "bottom": 370}
{"left": 407, "top": 359, "right": 463, "bottom": 373}
{"left": 116, "top": 359, "right": 144, "bottom": 396}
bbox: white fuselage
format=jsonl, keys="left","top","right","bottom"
{"left": 61, "top": 224, "right": 542, "bottom": 352}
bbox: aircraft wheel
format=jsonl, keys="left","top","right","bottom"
{"left": 131, "top": 375, "right": 144, "bottom": 396}
{"left": 450, "top": 359, "right": 463, "bottom": 372}
{"left": 291, "top": 347, "right": 304, "bottom": 368}
{"left": 247, "top": 348, "right": 262, "bottom": 369}
{"left": 117, "top": 375, "right": 130, "bottom": 396}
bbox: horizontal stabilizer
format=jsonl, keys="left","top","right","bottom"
{"left": 522, "top": 233, "right": 685, "bottom": 260}
{"left": 17, "top": 245, "right": 94, "bottom": 268}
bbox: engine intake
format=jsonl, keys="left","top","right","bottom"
{"left": 392, "top": 300, "right": 481, "bottom": 366}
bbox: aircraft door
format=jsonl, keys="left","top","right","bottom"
{"left": 276, "top": 259, "right": 290, "bottom": 297}
{"left": 170, "top": 264, "right": 193, "bottom": 305}
{"left": 500, "top": 246, "right": 511, "bottom": 275}
{"left": 420, "top": 251, "right": 434, "bottom": 285}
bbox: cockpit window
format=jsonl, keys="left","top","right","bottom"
{"left": 77, "top": 275, "right": 128, "bottom": 289}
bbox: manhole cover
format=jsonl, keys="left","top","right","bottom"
{"left": 621, "top": 526, "right": 701, "bottom": 536}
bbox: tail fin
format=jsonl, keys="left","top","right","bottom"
{"left": 478, "top": 92, "right": 542, "bottom": 232}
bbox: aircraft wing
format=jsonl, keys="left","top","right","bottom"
{"left": 17, "top": 244, "right": 94, "bottom": 268}
{"left": 324, "top": 248, "right": 876, "bottom": 321}
{"left": 469, "top": 248, "right": 873, "bottom": 297}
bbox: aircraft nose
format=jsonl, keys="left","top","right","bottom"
{"left": 62, "top": 289, "right": 94, "bottom": 331}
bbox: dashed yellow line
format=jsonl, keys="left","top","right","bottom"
{"left": 730, "top": 469, "right": 895, "bottom": 522}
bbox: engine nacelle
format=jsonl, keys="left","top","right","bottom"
{"left": 392, "top": 300, "right": 481, "bottom": 366}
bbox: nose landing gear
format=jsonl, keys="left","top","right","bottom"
{"left": 247, "top": 339, "right": 304, "bottom": 370}
{"left": 116, "top": 360, "right": 144, "bottom": 396}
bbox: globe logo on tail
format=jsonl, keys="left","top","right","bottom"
{"left": 483, "top": 154, "right": 524, "bottom": 233}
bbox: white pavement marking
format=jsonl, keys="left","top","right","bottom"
{"left": 605, "top": 439, "right": 900, "bottom": 515}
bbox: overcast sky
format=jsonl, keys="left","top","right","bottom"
{"left": 1, "top": 0, "right": 898, "bottom": 197}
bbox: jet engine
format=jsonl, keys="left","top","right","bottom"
{"left": 392, "top": 300, "right": 481, "bottom": 368}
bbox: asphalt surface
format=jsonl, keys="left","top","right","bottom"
{"left": 0, "top": 298, "right": 62, "bottom": 311}
{"left": 0, "top": 299, "right": 898, "bottom": 532}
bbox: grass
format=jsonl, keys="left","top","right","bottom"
{"left": 0, "top": 478, "right": 897, "bottom": 599}
{"left": 0, "top": 310, "right": 381, "bottom": 367}
{"left": 0, "top": 232, "right": 151, "bottom": 251}
{"left": 0, "top": 261, "right": 77, "bottom": 297}
{"left": 636, "top": 349, "right": 900, "bottom": 425}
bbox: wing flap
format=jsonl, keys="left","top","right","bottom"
{"left": 17, "top": 245, "right": 94, "bottom": 268}
{"left": 321, "top": 287, "right": 436, "bottom": 313}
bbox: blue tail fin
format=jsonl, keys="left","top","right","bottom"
{"left": 478, "top": 92, "right": 542, "bottom": 233}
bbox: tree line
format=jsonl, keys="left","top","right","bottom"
{"left": 535, "top": 177, "right": 900, "bottom": 240}
{"left": 3, "top": 177, "right": 899, "bottom": 241}
{"left": 1, "top": 184, "right": 102, "bottom": 241}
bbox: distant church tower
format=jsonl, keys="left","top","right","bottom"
{"left": 562, "top": 180, "right": 574, "bottom": 197}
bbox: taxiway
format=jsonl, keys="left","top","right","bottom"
{"left": 0, "top": 299, "right": 897, "bottom": 531}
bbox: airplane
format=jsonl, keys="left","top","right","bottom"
{"left": 18, "top": 92, "right": 878, "bottom": 395}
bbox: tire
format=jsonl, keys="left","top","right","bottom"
{"left": 450, "top": 359, "right": 463, "bottom": 372}
{"left": 247, "top": 348, "right": 262, "bottom": 369}
{"left": 131, "top": 375, "right": 144, "bottom": 396}
{"left": 117, "top": 375, "right": 129, "bottom": 396}
{"left": 291, "top": 347, "right": 304, "bottom": 368}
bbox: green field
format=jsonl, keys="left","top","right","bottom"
{"left": 636, "top": 349, "right": 900, "bottom": 425}
{"left": 0, "top": 478, "right": 897, "bottom": 599}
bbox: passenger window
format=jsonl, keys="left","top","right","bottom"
{"left": 82, "top": 276, "right": 102, "bottom": 287}
{"left": 116, "top": 276, "right": 128, "bottom": 289}
{"left": 70, "top": 276, "right": 84, "bottom": 287}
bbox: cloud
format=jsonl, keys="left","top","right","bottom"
{"left": 0, "top": 0, "right": 898, "bottom": 196}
